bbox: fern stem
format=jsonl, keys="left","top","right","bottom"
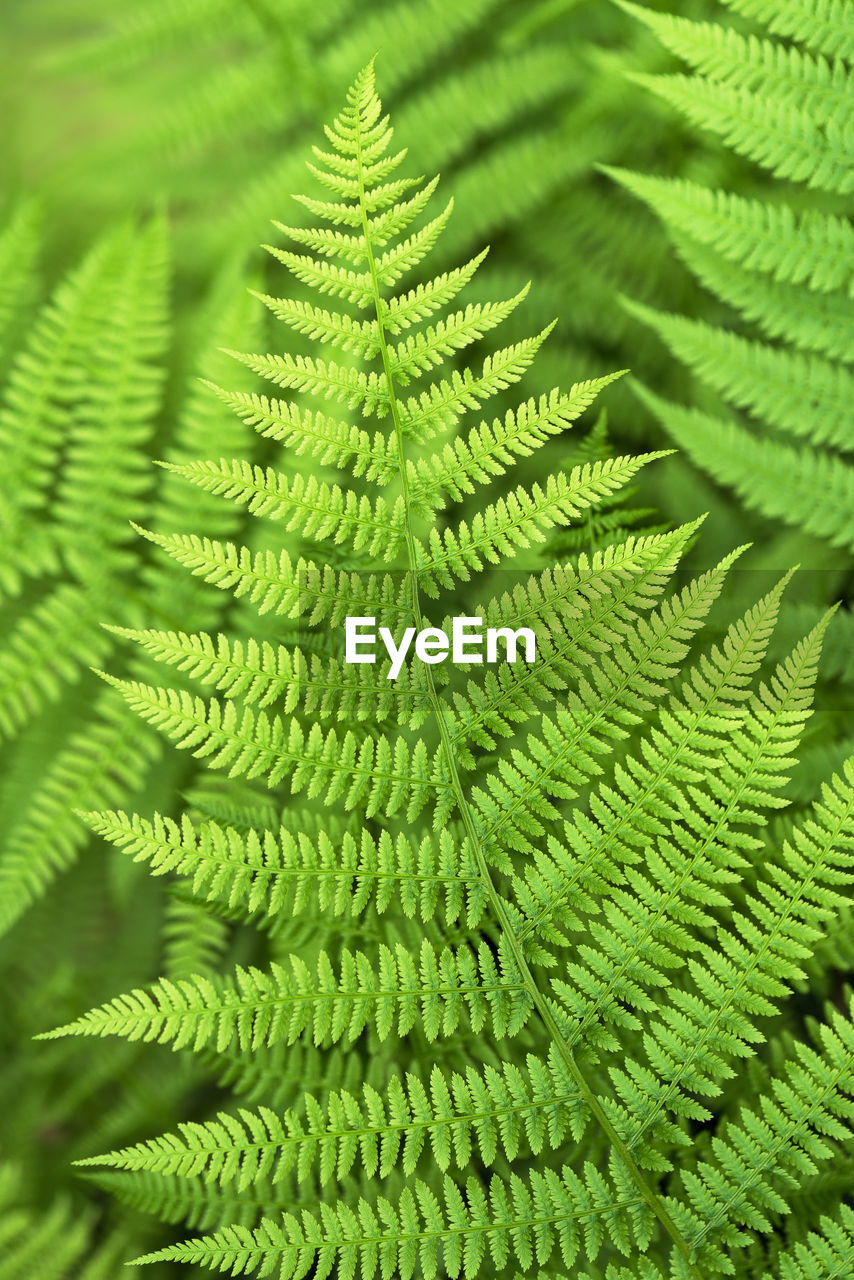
{"left": 353, "top": 80, "right": 706, "bottom": 1280}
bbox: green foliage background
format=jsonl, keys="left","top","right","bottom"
{"left": 1, "top": 1, "right": 853, "bottom": 1276}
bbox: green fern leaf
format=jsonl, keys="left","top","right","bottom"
{"left": 721, "top": 0, "right": 854, "bottom": 61}
{"left": 619, "top": 0, "right": 854, "bottom": 551}
{"left": 44, "top": 59, "right": 854, "bottom": 1280}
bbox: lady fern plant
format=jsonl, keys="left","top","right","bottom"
{"left": 44, "top": 65, "right": 854, "bottom": 1279}
{"left": 0, "top": 208, "right": 266, "bottom": 937}
{"left": 613, "top": 0, "right": 854, "bottom": 553}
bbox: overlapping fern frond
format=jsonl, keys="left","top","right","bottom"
{"left": 37, "top": 65, "right": 854, "bottom": 1280}
{"left": 615, "top": 0, "right": 854, "bottom": 551}
{"left": 0, "top": 213, "right": 169, "bottom": 935}
{"left": 0, "top": 1162, "right": 128, "bottom": 1279}
{"left": 0, "top": 227, "right": 267, "bottom": 937}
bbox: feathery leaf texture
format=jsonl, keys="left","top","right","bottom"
{"left": 0, "top": 246, "right": 265, "bottom": 935}
{"left": 618, "top": 0, "right": 854, "bottom": 549}
{"left": 40, "top": 58, "right": 854, "bottom": 1280}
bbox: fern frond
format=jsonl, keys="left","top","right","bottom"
{"left": 0, "top": 251, "right": 264, "bottom": 936}
{"left": 42, "top": 939, "right": 531, "bottom": 1051}
{"left": 136, "top": 1159, "right": 651, "bottom": 1279}
{"left": 203, "top": 386, "right": 397, "bottom": 482}
{"left": 99, "top": 675, "right": 450, "bottom": 821}
{"left": 82, "top": 810, "right": 484, "bottom": 929}
{"left": 507, "top": 571, "right": 795, "bottom": 934}
{"left": 623, "top": 298, "right": 854, "bottom": 451}
{"left": 0, "top": 1163, "right": 126, "bottom": 1280}
{"left": 0, "top": 584, "right": 113, "bottom": 740}
{"left": 616, "top": 752, "right": 854, "bottom": 1167}
{"left": 416, "top": 455, "right": 664, "bottom": 594}
{"left": 721, "top": 0, "right": 854, "bottom": 61}
{"left": 410, "top": 373, "right": 626, "bottom": 509}
{"left": 106, "top": 626, "right": 430, "bottom": 725}
{"left": 621, "top": 6, "right": 854, "bottom": 193}
{"left": 763, "top": 1202, "right": 854, "bottom": 1280}
{"left": 0, "top": 688, "right": 161, "bottom": 937}
{"left": 135, "top": 529, "right": 415, "bottom": 624}
{"left": 55, "top": 212, "right": 170, "bottom": 570}
{"left": 41, "top": 62, "right": 701, "bottom": 1278}
{"left": 45, "top": 59, "right": 854, "bottom": 1280}
{"left": 0, "top": 210, "right": 169, "bottom": 771}
{"left": 620, "top": 0, "right": 854, "bottom": 551}
{"left": 161, "top": 461, "right": 406, "bottom": 557}
{"left": 668, "top": 230, "right": 854, "bottom": 362}
{"left": 0, "top": 216, "right": 167, "bottom": 591}
{"left": 609, "top": 170, "right": 854, "bottom": 295}
{"left": 80, "top": 1044, "right": 585, "bottom": 1188}
{"left": 446, "top": 522, "right": 707, "bottom": 762}
{"left": 669, "top": 999, "right": 854, "bottom": 1262}
{"left": 635, "top": 384, "right": 854, "bottom": 551}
